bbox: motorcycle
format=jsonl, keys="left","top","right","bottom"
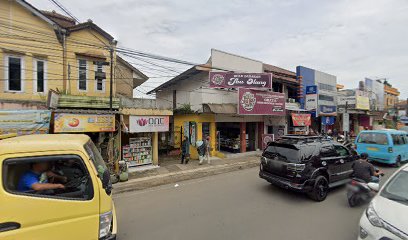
{"left": 346, "top": 172, "right": 384, "bottom": 207}
{"left": 337, "top": 134, "right": 345, "bottom": 143}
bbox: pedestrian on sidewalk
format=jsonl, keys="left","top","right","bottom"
{"left": 196, "top": 140, "right": 206, "bottom": 165}
{"left": 205, "top": 136, "right": 211, "bottom": 164}
{"left": 181, "top": 136, "right": 190, "bottom": 164}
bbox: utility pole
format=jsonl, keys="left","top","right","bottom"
{"left": 406, "top": 98, "right": 408, "bottom": 117}
{"left": 109, "top": 47, "right": 114, "bottom": 111}
{"left": 344, "top": 101, "right": 349, "bottom": 142}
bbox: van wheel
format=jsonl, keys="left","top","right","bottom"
{"left": 394, "top": 156, "right": 401, "bottom": 168}
{"left": 308, "top": 176, "right": 329, "bottom": 202}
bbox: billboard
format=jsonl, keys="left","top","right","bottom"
{"left": 291, "top": 113, "right": 311, "bottom": 126}
{"left": 54, "top": 114, "right": 115, "bottom": 133}
{"left": 0, "top": 110, "right": 51, "bottom": 135}
{"left": 365, "top": 78, "right": 384, "bottom": 111}
{"left": 356, "top": 96, "right": 370, "bottom": 110}
{"left": 209, "top": 72, "right": 272, "bottom": 89}
{"left": 305, "top": 94, "right": 318, "bottom": 110}
{"left": 238, "top": 89, "right": 285, "bottom": 115}
{"left": 319, "top": 105, "right": 337, "bottom": 115}
{"left": 129, "top": 116, "right": 169, "bottom": 133}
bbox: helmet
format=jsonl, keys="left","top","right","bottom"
{"left": 360, "top": 153, "right": 369, "bottom": 159}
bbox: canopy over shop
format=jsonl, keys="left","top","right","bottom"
{"left": 0, "top": 110, "right": 51, "bottom": 136}
{"left": 52, "top": 109, "right": 120, "bottom": 171}
{"left": 120, "top": 108, "right": 172, "bottom": 168}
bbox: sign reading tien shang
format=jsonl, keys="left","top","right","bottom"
{"left": 209, "top": 71, "right": 272, "bottom": 89}
{"left": 238, "top": 88, "right": 285, "bottom": 115}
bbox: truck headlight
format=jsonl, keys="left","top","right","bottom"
{"left": 99, "top": 211, "right": 113, "bottom": 239}
{"left": 366, "top": 203, "right": 383, "bottom": 228}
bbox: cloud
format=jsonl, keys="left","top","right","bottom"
{"left": 35, "top": 0, "right": 408, "bottom": 98}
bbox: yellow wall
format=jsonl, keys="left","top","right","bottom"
{"left": 173, "top": 114, "right": 219, "bottom": 160}
{"left": 0, "top": 2, "right": 134, "bottom": 104}
{"left": 0, "top": 0, "right": 63, "bottom": 102}
{"left": 115, "top": 59, "right": 134, "bottom": 98}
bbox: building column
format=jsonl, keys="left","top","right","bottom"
{"left": 240, "top": 122, "right": 246, "bottom": 153}
{"left": 210, "top": 121, "right": 217, "bottom": 156}
{"left": 152, "top": 132, "right": 159, "bottom": 165}
{"left": 258, "top": 122, "right": 264, "bottom": 150}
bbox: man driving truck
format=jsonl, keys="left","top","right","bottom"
{"left": 17, "top": 162, "right": 67, "bottom": 192}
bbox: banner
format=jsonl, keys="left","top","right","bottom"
{"left": 0, "top": 110, "right": 51, "bottom": 135}
{"left": 262, "top": 134, "right": 275, "bottom": 149}
{"left": 209, "top": 72, "right": 272, "bottom": 89}
{"left": 238, "top": 89, "right": 285, "bottom": 115}
{"left": 54, "top": 113, "right": 115, "bottom": 133}
{"left": 322, "top": 116, "right": 335, "bottom": 126}
{"left": 129, "top": 116, "right": 169, "bottom": 133}
{"left": 305, "top": 94, "right": 318, "bottom": 110}
{"left": 356, "top": 96, "right": 370, "bottom": 110}
{"left": 291, "top": 113, "right": 311, "bottom": 126}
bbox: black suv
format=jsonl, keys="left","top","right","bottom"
{"left": 259, "top": 135, "right": 356, "bottom": 201}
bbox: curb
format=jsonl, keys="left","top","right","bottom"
{"left": 113, "top": 159, "right": 260, "bottom": 194}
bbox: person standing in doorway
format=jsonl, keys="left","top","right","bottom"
{"left": 205, "top": 136, "right": 211, "bottom": 164}
{"left": 181, "top": 136, "right": 190, "bottom": 164}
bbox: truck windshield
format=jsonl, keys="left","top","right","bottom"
{"left": 84, "top": 140, "right": 109, "bottom": 183}
{"left": 263, "top": 144, "right": 301, "bottom": 163}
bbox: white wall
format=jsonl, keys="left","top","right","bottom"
{"left": 211, "top": 49, "right": 263, "bottom": 72}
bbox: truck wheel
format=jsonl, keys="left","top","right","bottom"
{"left": 308, "top": 176, "right": 329, "bottom": 202}
{"left": 394, "top": 156, "right": 401, "bottom": 168}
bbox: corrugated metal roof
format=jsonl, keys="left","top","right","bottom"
{"left": 203, "top": 103, "right": 237, "bottom": 114}
{"left": 57, "top": 95, "right": 120, "bottom": 109}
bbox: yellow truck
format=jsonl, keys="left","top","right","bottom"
{"left": 0, "top": 134, "right": 117, "bottom": 240}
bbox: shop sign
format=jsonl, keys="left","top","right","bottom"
{"left": 356, "top": 96, "right": 370, "bottom": 110}
{"left": 209, "top": 71, "right": 272, "bottom": 89}
{"left": 343, "top": 113, "right": 350, "bottom": 132}
{"left": 0, "top": 110, "right": 51, "bottom": 135}
{"left": 291, "top": 113, "right": 311, "bottom": 127}
{"left": 238, "top": 89, "right": 285, "bottom": 115}
{"left": 319, "top": 105, "right": 337, "bottom": 115}
{"left": 129, "top": 116, "right": 169, "bottom": 133}
{"left": 305, "top": 94, "right": 318, "bottom": 110}
{"left": 54, "top": 113, "right": 115, "bottom": 133}
{"left": 305, "top": 85, "right": 318, "bottom": 94}
{"left": 337, "top": 96, "right": 356, "bottom": 107}
{"left": 262, "top": 134, "right": 275, "bottom": 149}
{"left": 322, "top": 116, "right": 335, "bottom": 126}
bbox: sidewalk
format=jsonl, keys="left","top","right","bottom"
{"left": 113, "top": 151, "right": 262, "bottom": 194}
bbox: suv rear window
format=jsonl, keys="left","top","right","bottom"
{"left": 264, "top": 143, "right": 315, "bottom": 163}
{"left": 357, "top": 133, "right": 388, "bottom": 145}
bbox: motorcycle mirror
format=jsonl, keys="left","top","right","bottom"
{"left": 367, "top": 183, "right": 380, "bottom": 192}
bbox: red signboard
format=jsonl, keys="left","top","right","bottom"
{"left": 291, "top": 113, "right": 311, "bottom": 126}
{"left": 262, "top": 134, "right": 275, "bottom": 149}
{"left": 238, "top": 89, "right": 285, "bottom": 115}
{"left": 209, "top": 72, "right": 272, "bottom": 89}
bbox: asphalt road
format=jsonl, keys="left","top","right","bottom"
{"left": 114, "top": 164, "right": 397, "bottom": 240}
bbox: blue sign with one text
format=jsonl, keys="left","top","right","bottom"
{"left": 321, "top": 116, "right": 335, "bottom": 126}
{"left": 320, "top": 105, "right": 336, "bottom": 114}
{"left": 306, "top": 85, "right": 318, "bottom": 94}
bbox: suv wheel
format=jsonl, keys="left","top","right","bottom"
{"left": 308, "top": 176, "right": 329, "bottom": 202}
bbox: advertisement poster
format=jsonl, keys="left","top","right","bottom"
{"left": 238, "top": 89, "right": 285, "bottom": 115}
{"left": 322, "top": 116, "right": 336, "bottom": 126}
{"left": 291, "top": 113, "right": 311, "bottom": 126}
{"left": 262, "top": 134, "right": 275, "bottom": 149}
{"left": 356, "top": 96, "right": 370, "bottom": 110}
{"left": 0, "top": 110, "right": 51, "bottom": 135}
{"left": 129, "top": 116, "right": 169, "bottom": 133}
{"left": 54, "top": 114, "right": 115, "bottom": 133}
{"left": 209, "top": 72, "right": 272, "bottom": 89}
{"left": 305, "top": 94, "right": 318, "bottom": 110}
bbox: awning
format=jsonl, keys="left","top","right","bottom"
{"left": 120, "top": 108, "right": 173, "bottom": 116}
{"left": 203, "top": 104, "right": 237, "bottom": 114}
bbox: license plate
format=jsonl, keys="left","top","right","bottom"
{"left": 367, "top": 147, "right": 379, "bottom": 151}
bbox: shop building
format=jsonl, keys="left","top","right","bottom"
{"left": 297, "top": 66, "right": 338, "bottom": 133}
{"left": 120, "top": 98, "right": 172, "bottom": 168}
{"left": 148, "top": 49, "right": 299, "bottom": 158}
{"left": 337, "top": 89, "right": 370, "bottom": 135}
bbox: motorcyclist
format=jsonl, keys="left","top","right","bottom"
{"left": 351, "top": 153, "right": 382, "bottom": 183}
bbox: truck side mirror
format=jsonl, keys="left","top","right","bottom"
{"left": 102, "top": 170, "right": 112, "bottom": 195}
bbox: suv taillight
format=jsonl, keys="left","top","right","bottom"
{"left": 388, "top": 147, "right": 393, "bottom": 153}
{"left": 287, "top": 163, "right": 306, "bottom": 172}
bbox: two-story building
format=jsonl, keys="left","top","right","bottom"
{"left": 148, "top": 49, "right": 301, "bottom": 159}
{"left": 0, "top": 0, "right": 155, "bottom": 170}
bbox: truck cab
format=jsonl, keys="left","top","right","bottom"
{"left": 0, "top": 134, "right": 117, "bottom": 240}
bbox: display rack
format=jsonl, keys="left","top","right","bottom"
{"left": 122, "top": 137, "right": 152, "bottom": 167}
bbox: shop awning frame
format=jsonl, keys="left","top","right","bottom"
{"left": 203, "top": 103, "right": 237, "bottom": 114}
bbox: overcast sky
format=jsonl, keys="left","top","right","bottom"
{"left": 34, "top": 0, "right": 408, "bottom": 98}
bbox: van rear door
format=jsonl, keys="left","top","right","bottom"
{"left": 0, "top": 152, "right": 100, "bottom": 240}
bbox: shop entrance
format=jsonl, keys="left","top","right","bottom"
{"left": 216, "top": 122, "right": 241, "bottom": 153}
{"left": 246, "top": 122, "right": 257, "bottom": 151}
